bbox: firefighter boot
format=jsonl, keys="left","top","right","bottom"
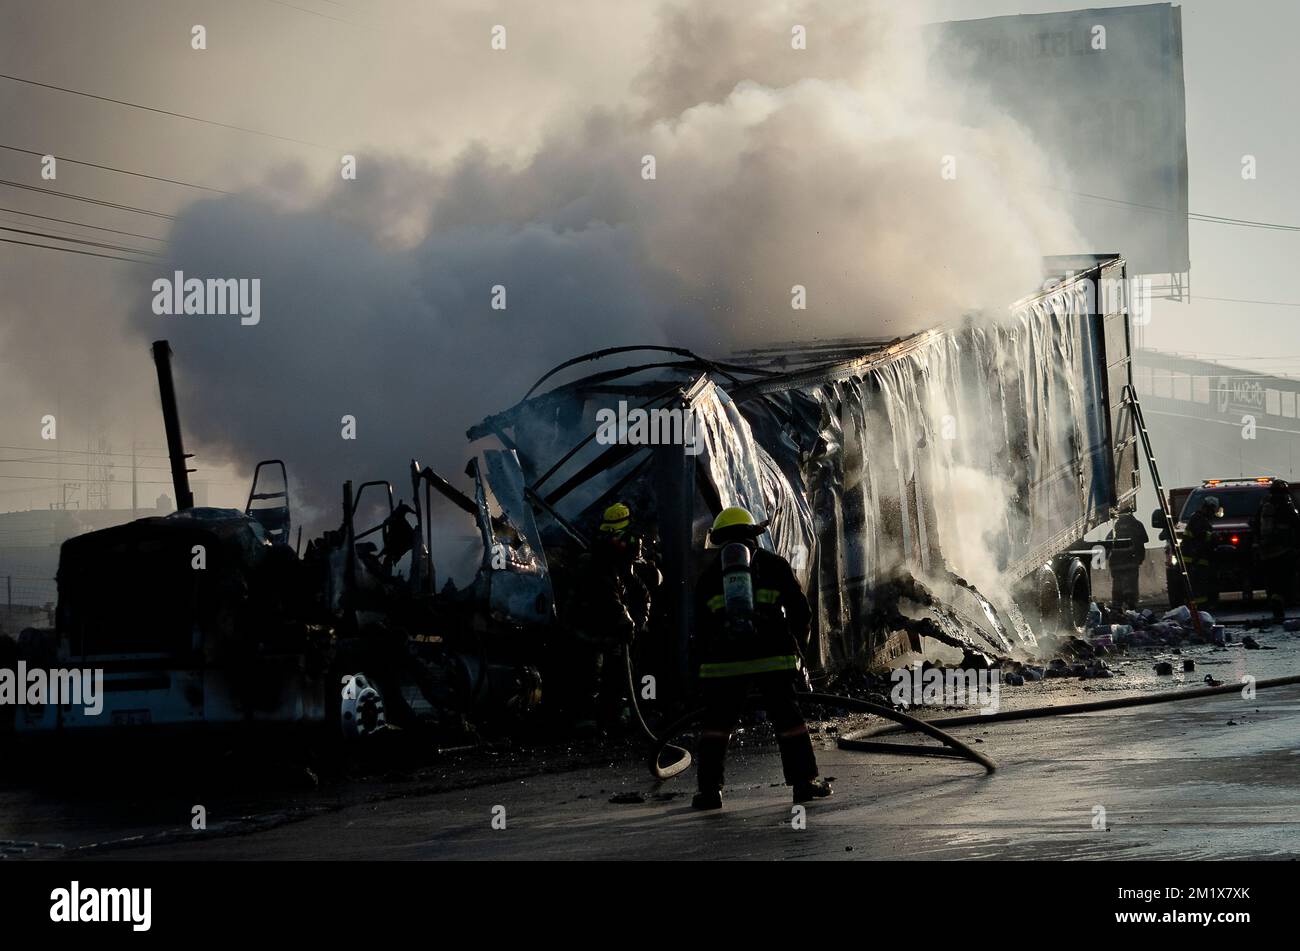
{"left": 792, "top": 778, "right": 833, "bottom": 804}
{"left": 692, "top": 789, "right": 723, "bottom": 810}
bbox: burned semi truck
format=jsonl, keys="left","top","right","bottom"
{"left": 2, "top": 255, "right": 1140, "bottom": 741}
{"left": 2, "top": 346, "right": 545, "bottom": 741}
{"left": 468, "top": 255, "right": 1140, "bottom": 690}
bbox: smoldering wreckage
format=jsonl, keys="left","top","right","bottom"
{"left": 4, "top": 254, "right": 1291, "bottom": 785}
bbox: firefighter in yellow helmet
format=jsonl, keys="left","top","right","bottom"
{"left": 561, "top": 502, "right": 660, "bottom": 733}
{"left": 690, "top": 506, "right": 830, "bottom": 810}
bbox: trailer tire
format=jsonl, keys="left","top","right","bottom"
{"left": 1016, "top": 565, "right": 1061, "bottom": 629}
{"left": 1059, "top": 558, "right": 1091, "bottom": 630}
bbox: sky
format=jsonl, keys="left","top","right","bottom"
{"left": 935, "top": 0, "right": 1300, "bottom": 361}
{"left": 1, "top": 0, "right": 1297, "bottom": 521}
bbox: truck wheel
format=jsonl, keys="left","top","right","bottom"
{"left": 1059, "top": 558, "right": 1091, "bottom": 630}
{"left": 1015, "top": 565, "right": 1060, "bottom": 631}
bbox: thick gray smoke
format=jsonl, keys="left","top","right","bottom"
{"left": 126, "top": 0, "right": 1081, "bottom": 527}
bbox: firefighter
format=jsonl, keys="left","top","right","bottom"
{"left": 1255, "top": 481, "right": 1300, "bottom": 620}
{"left": 562, "top": 502, "right": 658, "bottom": 733}
{"left": 1108, "top": 510, "right": 1149, "bottom": 609}
{"left": 1182, "top": 496, "right": 1218, "bottom": 608}
{"left": 691, "top": 506, "right": 831, "bottom": 810}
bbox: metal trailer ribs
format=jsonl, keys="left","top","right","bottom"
{"left": 472, "top": 255, "right": 1139, "bottom": 689}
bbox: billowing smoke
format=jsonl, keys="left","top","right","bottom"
{"left": 126, "top": 0, "right": 1081, "bottom": 529}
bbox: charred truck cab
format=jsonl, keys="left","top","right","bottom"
{"left": 2, "top": 342, "right": 548, "bottom": 746}
{"left": 4, "top": 344, "right": 330, "bottom": 740}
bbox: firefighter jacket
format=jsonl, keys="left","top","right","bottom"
{"left": 693, "top": 546, "right": 810, "bottom": 679}
{"left": 1257, "top": 494, "right": 1300, "bottom": 561}
{"left": 1182, "top": 511, "right": 1214, "bottom": 566}
{"left": 565, "top": 532, "right": 655, "bottom": 645}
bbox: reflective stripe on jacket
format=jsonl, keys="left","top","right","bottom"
{"left": 693, "top": 547, "right": 810, "bottom": 679}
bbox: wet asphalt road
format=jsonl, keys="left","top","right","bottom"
{"left": 5, "top": 620, "right": 1300, "bottom": 861}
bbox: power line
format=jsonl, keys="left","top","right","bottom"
{"left": 0, "top": 72, "right": 337, "bottom": 151}
{"left": 0, "top": 473, "right": 182, "bottom": 484}
{"left": 0, "top": 179, "right": 174, "bottom": 219}
{"left": 260, "top": 0, "right": 359, "bottom": 26}
{"left": 0, "top": 235, "right": 158, "bottom": 265}
{"left": 1190, "top": 212, "right": 1300, "bottom": 233}
{"left": 0, "top": 206, "right": 164, "bottom": 243}
{"left": 1194, "top": 295, "right": 1300, "bottom": 308}
{"left": 1050, "top": 185, "right": 1300, "bottom": 232}
{"left": 0, "top": 143, "right": 229, "bottom": 194}
{"left": 0, "top": 457, "right": 175, "bottom": 472}
{"left": 0, "top": 444, "right": 171, "bottom": 460}
{"left": 0, "top": 224, "right": 164, "bottom": 258}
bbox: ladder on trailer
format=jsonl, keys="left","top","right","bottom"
{"left": 1120, "top": 384, "right": 1203, "bottom": 635}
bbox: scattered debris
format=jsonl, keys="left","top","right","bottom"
{"left": 1085, "top": 601, "right": 1218, "bottom": 649}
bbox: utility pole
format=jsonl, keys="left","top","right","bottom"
{"left": 132, "top": 441, "right": 138, "bottom": 518}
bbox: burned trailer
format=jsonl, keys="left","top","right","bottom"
{"left": 471, "top": 256, "right": 1139, "bottom": 686}
{"left": 467, "top": 349, "right": 794, "bottom": 694}
{"left": 727, "top": 254, "right": 1140, "bottom": 669}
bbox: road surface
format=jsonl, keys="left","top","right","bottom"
{"left": 5, "top": 621, "right": 1299, "bottom": 861}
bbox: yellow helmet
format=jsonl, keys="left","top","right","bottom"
{"left": 709, "top": 506, "right": 767, "bottom": 544}
{"left": 711, "top": 506, "right": 755, "bottom": 533}
{"left": 599, "top": 502, "right": 631, "bottom": 534}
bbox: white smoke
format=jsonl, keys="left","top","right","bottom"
{"left": 112, "top": 0, "right": 1082, "bottom": 526}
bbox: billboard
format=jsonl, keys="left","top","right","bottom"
{"left": 929, "top": 3, "right": 1190, "bottom": 278}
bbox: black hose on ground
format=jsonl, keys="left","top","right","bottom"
{"left": 625, "top": 648, "right": 693, "bottom": 780}
{"left": 839, "top": 672, "right": 1300, "bottom": 748}
{"left": 643, "top": 673, "right": 1300, "bottom": 782}
{"left": 644, "top": 689, "right": 998, "bottom": 781}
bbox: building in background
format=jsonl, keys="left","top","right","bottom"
{"left": 930, "top": 2, "right": 1190, "bottom": 301}
{"left": 0, "top": 494, "right": 174, "bottom": 632}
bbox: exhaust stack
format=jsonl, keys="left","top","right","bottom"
{"left": 151, "top": 340, "right": 195, "bottom": 512}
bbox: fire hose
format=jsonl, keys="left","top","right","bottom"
{"left": 633, "top": 655, "right": 1300, "bottom": 782}
{"left": 839, "top": 671, "right": 1300, "bottom": 745}
{"left": 625, "top": 650, "right": 694, "bottom": 780}
{"left": 628, "top": 647, "right": 997, "bottom": 779}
